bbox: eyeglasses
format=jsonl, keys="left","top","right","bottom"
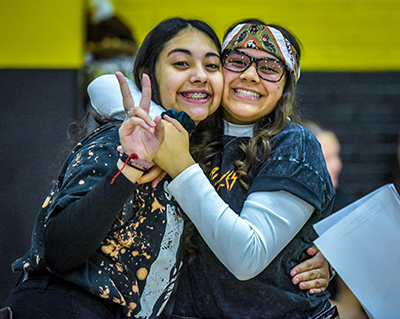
{"left": 222, "top": 49, "right": 287, "bottom": 82}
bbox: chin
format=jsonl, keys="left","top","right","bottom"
{"left": 187, "top": 110, "right": 210, "bottom": 123}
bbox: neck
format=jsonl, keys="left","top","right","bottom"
{"left": 223, "top": 119, "right": 254, "bottom": 137}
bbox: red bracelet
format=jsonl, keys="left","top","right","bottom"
{"left": 118, "top": 150, "right": 153, "bottom": 172}
{"left": 110, "top": 149, "right": 153, "bottom": 185}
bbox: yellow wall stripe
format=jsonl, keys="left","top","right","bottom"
{"left": 1, "top": 0, "right": 398, "bottom": 70}
{"left": 0, "top": 0, "right": 84, "bottom": 68}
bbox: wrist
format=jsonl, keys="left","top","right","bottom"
{"left": 110, "top": 148, "right": 152, "bottom": 185}
{"left": 169, "top": 156, "right": 196, "bottom": 179}
{"left": 118, "top": 149, "right": 153, "bottom": 172}
{"left": 117, "top": 159, "right": 144, "bottom": 183}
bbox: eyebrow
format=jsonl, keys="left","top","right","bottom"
{"left": 167, "top": 48, "right": 220, "bottom": 58}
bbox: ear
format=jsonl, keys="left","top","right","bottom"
{"left": 136, "top": 67, "right": 146, "bottom": 88}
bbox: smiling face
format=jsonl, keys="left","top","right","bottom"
{"left": 221, "top": 48, "right": 286, "bottom": 125}
{"left": 155, "top": 28, "right": 223, "bottom": 124}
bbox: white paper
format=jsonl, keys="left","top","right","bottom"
{"left": 314, "top": 184, "right": 400, "bottom": 319}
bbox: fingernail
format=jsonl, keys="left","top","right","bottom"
{"left": 291, "top": 271, "right": 297, "bottom": 276}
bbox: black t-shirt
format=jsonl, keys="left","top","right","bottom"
{"left": 173, "top": 121, "right": 335, "bottom": 319}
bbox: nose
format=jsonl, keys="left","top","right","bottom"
{"left": 190, "top": 64, "right": 208, "bottom": 84}
{"left": 240, "top": 62, "right": 260, "bottom": 83}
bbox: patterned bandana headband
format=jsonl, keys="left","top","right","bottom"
{"left": 222, "top": 23, "right": 300, "bottom": 82}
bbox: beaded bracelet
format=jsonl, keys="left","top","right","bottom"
{"left": 110, "top": 149, "right": 153, "bottom": 185}
{"left": 118, "top": 150, "right": 153, "bottom": 172}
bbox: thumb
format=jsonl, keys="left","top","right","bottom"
{"left": 163, "top": 115, "right": 186, "bottom": 133}
{"left": 153, "top": 115, "right": 165, "bottom": 143}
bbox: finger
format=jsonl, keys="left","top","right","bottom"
{"left": 292, "top": 267, "right": 327, "bottom": 285}
{"left": 163, "top": 115, "right": 186, "bottom": 133}
{"left": 120, "top": 117, "right": 152, "bottom": 137}
{"left": 307, "top": 245, "right": 319, "bottom": 256}
{"left": 124, "top": 105, "right": 156, "bottom": 128}
{"left": 291, "top": 260, "right": 321, "bottom": 277}
{"left": 309, "top": 287, "right": 324, "bottom": 295}
{"left": 140, "top": 73, "right": 152, "bottom": 114}
{"left": 152, "top": 171, "right": 167, "bottom": 188}
{"left": 299, "top": 278, "right": 328, "bottom": 292}
{"left": 116, "top": 71, "right": 135, "bottom": 112}
{"left": 290, "top": 252, "right": 326, "bottom": 277}
{"left": 292, "top": 270, "right": 314, "bottom": 284}
{"left": 138, "top": 165, "right": 163, "bottom": 184}
{"left": 153, "top": 116, "right": 165, "bottom": 143}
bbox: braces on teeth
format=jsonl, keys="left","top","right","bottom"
{"left": 184, "top": 93, "right": 207, "bottom": 99}
{"left": 235, "top": 89, "right": 260, "bottom": 98}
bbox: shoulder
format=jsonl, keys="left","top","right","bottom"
{"left": 267, "top": 121, "right": 328, "bottom": 176}
{"left": 78, "top": 122, "right": 121, "bottom": 150}
{"left": 268, "top": 120, "right": 326, "bottom": 174}
{"left": 68, "top": 122, "right": 121, "bottom": 159}
{"left": 270, "top": 121, "right": 321, "bottom": 160}
{"left": 252, "top": 120, "right": 335, "bottom": 210}
{"left": 60, "top": 122, "right": 121, "bottom": 180}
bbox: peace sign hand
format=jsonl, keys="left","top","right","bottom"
{"left": 116, "top": 71, "right": 164, "bottom": 162}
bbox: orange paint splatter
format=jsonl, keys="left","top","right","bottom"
{"left": 128, "top": 302, "right": 137, "bottom": 310}
{"left": 132, "top": 284, "right": 139, "bottom": 293}
{"left": 151, "top": 197, "right": 163, "bottom": 212}
{"left": 99, "top": 286, "right": 110, "bottom": 299}
{"left": 42, "top": 196, "right": 51, "bottom": 208}
{"left": 137, "top": 267, "right": 148, "bottom": 280}
{"left": 116, "top": 263, "right": 124, "bottom": 272}
{"left": 102, "top": 243, "right": 118, "bottom": 257}
{"left": 141, "top": 252, "right": 151, "bottom": 260}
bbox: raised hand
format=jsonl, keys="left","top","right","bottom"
{"left": 116, "top": 72, "right": 164, "bottom": 162}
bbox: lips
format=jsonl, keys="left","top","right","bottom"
{"left": 234, "top": 88, "right": 262, "bottom": 98}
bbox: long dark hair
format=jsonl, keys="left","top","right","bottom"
{"left": 75, "top": 17, "right": 221, "bottom": 143}
{"left": 191, "top": 18, "right": 302, "bottom": 189}
{"left": 131, "top": 18, "right": 222, "bottom": 258}
{"left": 133, "top": 17, "right": 221, "bottom": 106}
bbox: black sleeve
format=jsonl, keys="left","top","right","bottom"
{"left": 43, "top": 165, "right": 135, "bottom": 274}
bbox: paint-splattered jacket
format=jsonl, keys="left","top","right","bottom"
{"left": 12, "top": 122, "right": 184, "bottom": 318}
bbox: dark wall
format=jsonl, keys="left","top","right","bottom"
{"left": 0, "top": 70, "right": 399, "bottom": 306}
{"left": 0, "top": 69, "right": 83, "bottom": 306}
{"left": 297, "top": 72, "right": 400, "bottom": 199}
